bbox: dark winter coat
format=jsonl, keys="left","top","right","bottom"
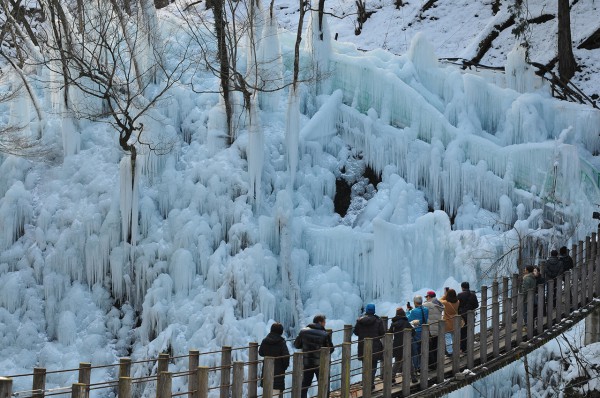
{"left": 544, "top": 255, "right": 563, "bottom": 281}
{"left": 353, "top": 314, "right": 385, "bottom": 360}
{"left": 560, "top": 254, "right": 574, "bottom": 273}
{"left": 388, "top": 315, "right": 414, "bottom": 359}
{"left": 293, "top": 323, "right": 334, "bottom": 368}
{"left": 259, "top": 333, "right": 290, "bottom": 390}
{"left": 521, "top": 273, "right": 537, "bottom": 293}
{"left": 457, "top": 290, "right": 479, "bottom": 323}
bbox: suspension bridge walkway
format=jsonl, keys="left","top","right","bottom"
{"left": 2, "top": 232, "right": 600, "bottom": 398}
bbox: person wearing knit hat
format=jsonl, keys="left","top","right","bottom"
{"left": 353, "top": 304, "right": 385, "bottom": 390}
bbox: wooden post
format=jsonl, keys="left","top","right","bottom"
{"left": 588, "top": 251, "right": 595, "bottom": 303}
{"left": 362, "top": 338, "right": 373, "bottom": 398}
{"left": 596, "top": 250, "right": 600, "bottom": 297}
{"left": 0, "top": 378, "right": 12, "bottom": 398}
{"left": 512, "top": 273, "right": 519, "bottom": 319}
{"left": 71, "top": 383, "right": 86, "bottom": 398}
{"left": 492, "top": 300, "right": 500, "bottom": 357}
{"left": 516, "top": 292, "right": 524, "bottom": 345}
{"left": 581, "top": 257, "right": 588, "bottom": 305}
{"left": 119, "top": 358, "right": 132, "bottom": 378}
{"left": 452, "top": 316, "right": 460, "bottom": 374}
{"left": 527, "top": 289, "right": 534, "bottom": 341}
{"left": 78, "top": 363, "right": 91, "bottom": 398}
{"left": 382, "top": 333, "right": 393, "bottom": 397}
{"left": 247, "top": 343, "right": 258, "bottom": 398}
{"left": 188, "top": 350, "right": 199, "bottom": 398}
{"left": 402, "top": 329, "right": 412, "bottom": 396}
{"left": 343, "top": 324, "right": 352, "bottom": 343}
{"left": 492, "top": 280, "right": 499, "bottom": 305}
{"left": 547, "top": 279, "right": 555, "bottom": 329}
{"left": 436, "top": 321, "right": 445, "bottom": 383}
{"left": 291, "top": 352, "right": 303, "bottom": 398}
{"left": 565, "top": 270, "right": 572, "bottom": 314}
{"left": 231, "top": 362, "right": 243, "bottom": 398}
{"left": 197, "top": 367, "right": 209, "bottom": 398}
{"left": 467, "top": 311, "right": 475, "bottom": 369}
{"left": 341, "top": 343, "right": 351, "bottom": 398}
{"left": 504, "top": 297, "right": 512, "bottom": 352}
{"left": 502, "top": 276, "right": 509, "bottom": 313}
{"left": 573, "top": 266, "right": 580, "bottom": 309}
{"left": 118, "top": 377, "right": 131, "bottom": 398}
{"left": 157, "top": 353, "right": 169, "bottom": 398}
{"left": 220, "top": 347, "right": 231, "bottom": 398}
{"left": 317, "top": 347, "right": 331, "bottom": 398}
{"left": 262, "top": 357, "right": 274, "bottom": 398}
{"left": 480, "top": 286, "right": 488, "bottom": 364}
{"left": 420, "top": 324, "right": 429, "bottom": 389}
{"left": 579, "top": 240, "right": 585, "bottom": 268}
{"left": 381, "top": 316, "right": 389, "bottom": 333}
{"left": 572, "top": 243, "right": 578, "bottom": 270}
{"left": 536, "top": 284, "right": 544, "bottom": 336}
{"left": 556, "top": 274, "right": 563, "bottom": 321}
{"left": 586, "top": 236, "right": 591, "bottom": 265}
{"left": 157, "top": 372, "right": 172, "bottom": 398}
{"left": 32, "top": 368, "right": 46, "bottom": 398}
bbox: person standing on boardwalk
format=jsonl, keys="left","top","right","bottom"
{"left": 544, "top": 250, "right": 563, "bottom": 307}
{"left": 406, "top": 295, "right": 428, "bottom": 381}
{"left": 259, "top": 322, "right": 290, "bottom": 397}
{"left": 457, "top": 282, "right": 478, "bottom": 352}
{"left": 388, "top": 307, "right": 413, "bottom": 383}
{"left": 293, "top": 315, "right": 334, "bottom": 398}
{"left": 353, "top": 303, "right": 385, "bottom": 389}
{"left": 559, "top": 246, "right": 574, "bottom": 274}
{"left": 423, "top": 290, "right": 443, "bottom": 369}
{"left": 521, "top": 266, "right": 537, "bottom": 327}
{"left": 440, "top": 288, "right": 461, "bottom": 355}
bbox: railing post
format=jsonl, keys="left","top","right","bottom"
{"left": 537, "top": 284, "right": 544, "bottom": 336}
{"left": 492, "top": 280, "right": 499, "bottom": 306}
{"left": 420, "top": 324, "right": 429, "bottom": 389}
{"left": 502, "top": 276, "right": 509, "bottom": 319}
{"left": 220, "top": 347, "right": 231, "bottom": 398}
{"left": 343, "top": 324, "right": 352, "bottom": 343}
{"left": 362, "top": 338, "right": 373, "bottom": 398}
{"left": 118, "top": 377, "right": 131, "bottom": 398}
{"left": 317, "top": 347, "right": 331, "bottom": 398}
{"left": 189, "top": 350, "right": 199, "bottom": 398}
{"left": 527, "top": 288, "right": 534, "bottom": 340}
{"left": 262, "top": 357, "right": 274, "bottom": 398}
{"left": 586, "top": 236, "right": 592, "bottom": 265}
{"left": 402, "top": 329, "right": 412, "bottom": 396}
{"left": 595, "top": 248, "right": 600, "bottom": 297}
{"left": 467, "top": 310, "right": 475, "bottom": 369}
{"left": 556, "top": 274, "right": 564, "bottom": 321}
{"left": 511, "top": 273, "right": 519, "bottom": 320}
{"left": 382, "top": 333, "right": 393, "bottom": 397}
{"left": 516, "top": 292, "right": 524, "bottom": 345}
{"left": 588, "top": 250, "right": 595, "bottom": 303}
{"left": 547, "top": 279, "right": 555, "bottom": 329}
{"left": 32, "top": 368, "right": 46, "bottom": 398}
{"left": 0, "top": 378, "right": 13, "bottom": 398}
{"left": 119, "top": 358, "right": 132, "bottom": 378}
{"left": 573, "top": 266, "right": 580, "bottom": 309}
{"left": 341, "top": 342, "right": 351, "bottom": 398}
{"left": 157, "top": 353, "right": 169, "bottom": 397}
{"left": 78, "top": 363, "right": 91, "bottom": 398}
{"left": 247, "top": 343, "right": 258, "bottom": 398}
{"left": 452, "top": 316, "right": 460, "bottom": 374}
{"left": 72, "top": 383, "right": 86, "bottom": 398}
{"left": 572, "top": 243, "right": 578, "bottom": 270}
{"left": 436, "top": 321, "right": 445, "bottom": 383}
{"left": 157, "top": 372, "right": 172, "bottom": 398}
{"left": 292, "top": 352, "right": 303, "bottom": 398}
{"left": 480, "top": 286, "right": 488, "bottom": 364}
{"left": 565, "top": 270, "right": 572, "bottom": 314}
{"left": 197, "top": 367, "right": 209, "bottom": 398}
{"left": 582, "top": 256, "right": 588, "bottom": 305}
{"left": 231, "top": 362, "right": 244, "bottom": 398}
{"left": 492, "top": 300, "right": 500, "bottom": 357}
{"left": 381, "top": 316, "right": 389, "bottom": 333}
{"left": 504, "top": 296, "right": 512, "bottom": 352}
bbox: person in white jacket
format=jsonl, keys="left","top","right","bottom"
{"left": 423, "top": 290, "right": 444, "bottom": 369}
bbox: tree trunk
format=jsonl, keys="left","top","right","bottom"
{"left": 293, "top": 0, "right": 306, "bottom": 88}
{"left": 212, "top": 0, "right": 233, "bottom": 145}
{"left": 557, "top": 0, "right": 576, "bottom": 82}
{"left": 318, "top": 0, "right": 325, "bottom": 40}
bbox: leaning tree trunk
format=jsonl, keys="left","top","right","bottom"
{"left": 557, "top": 0, "right": 576, "bottom": 82}
{"left": 212, "top": 0, "right": 233, "bottom": 145}
{"left": 292, "top": 0, "right": 306, "bottom": 88}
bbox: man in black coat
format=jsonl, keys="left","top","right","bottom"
{"left": 559, "top": 246, "right": 574, "bottom": 273}
{"left": 259, "top": 322, "right": 290, "bottom": 396}
{"left": 353, "top": 303, "right": 385, "bottom": 388}
{"left": 293, "top": 314, "right": 334, "bottom": 398}
{"left": 457, "top": 281, "right": 479, "bottom": 352}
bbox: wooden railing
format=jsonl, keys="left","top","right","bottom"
{"left": 2, "top": 231, "right": 600, "bottom": 398}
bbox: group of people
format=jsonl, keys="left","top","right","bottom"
{"left": 257, "top": 282, "right": 480, "bottom": 395}
{"left": 521, "top": 246, "right": 574, "bottom": 323}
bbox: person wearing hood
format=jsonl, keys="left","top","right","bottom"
{"left": 293, "top": 315, "right": 334, "bottom": 398}
{"left": 353, "top": 303, "right": 385, "bottom": 388}
{"left": 388, "top": 307, "right": 414, "bottom": 383}
{"left": 423, "top": 290, "right": 444, "bottom": 369}
{"left": 259, "top": 322, "right": 290, "bottom": 396}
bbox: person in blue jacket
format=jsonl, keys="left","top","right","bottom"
{"left": 406, "top": 295, "right": 429, "bottom": 381}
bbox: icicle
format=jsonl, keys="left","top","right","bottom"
{"left": 257, "top": 8, "right": 283, "bottom": 111}
{"left": 247, "top": 101, "right": 264, "bottom": 208}
{"left": 505, "top": 45, "right": 539, "bottom": 93}
{"left": 286, "top": 88, "right": 300, "bottom": 186}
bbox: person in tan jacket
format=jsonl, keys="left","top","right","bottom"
{"left": 440, "top": 288, "right": 462, "bottom": 355}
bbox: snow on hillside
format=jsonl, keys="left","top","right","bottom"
{"left": 0, "top": 0, "right": 599, "bottom": 396}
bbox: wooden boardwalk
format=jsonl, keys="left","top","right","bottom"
{"left": 1, "top": 234, "right": 600, "bottom": 398}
